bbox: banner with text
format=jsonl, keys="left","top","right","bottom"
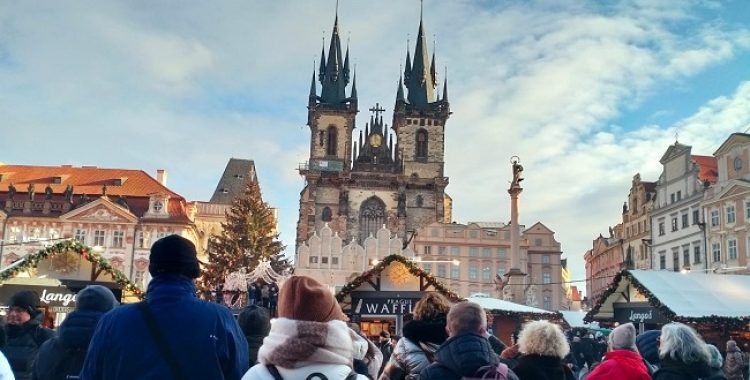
{"left": 351, "top": 291, "right": 428, "bottom": 316}
{"left": 613, "top": 302, "right": 670, "bottom": 324}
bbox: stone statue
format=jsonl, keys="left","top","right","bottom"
{"left": 64, "top": 185, "right": 74, "bottom": 203}
{"left": 512, "top": 160, "right": 524, "bottom": 185}
{"left": 45, "top": 185, "right": 53, "bottom": 200}
{"left": 415, "top": 194, "right": 424, "bottom": 208}
{"left": 525, "top": 284, "right": 538, "bottom": 307}
{"left": 27, "top": 183, "right": 35, "bottom": 200}
{"left": 338, "top": 190, "right": 349, "bottom": 215}
{"left": 79, "top": 193, "right": 89, "bottom": 205}
{"left": 7, "top": 183, "right": 16, "bottom": 200}
{"left": 102, "top": 184, "right": 108, "bottom": 196}
{"left": 397, "top": 185, "right": 407, "bottom": 217}
{"left": 117, "top": 195, "right": 129, "bottom": 209}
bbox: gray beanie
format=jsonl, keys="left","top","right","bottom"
{"left": 609, "top": 322, "right": 637, "bottom": 350}
{"left": 76, "top": 285, "right": 119, "bottom": 313}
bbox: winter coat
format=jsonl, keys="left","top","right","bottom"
{"left": 0, "top": 351, "right": 14, "bottom": 380}
{"left": 31, "top": 309, "right": 104, "bottom": 380}
{"left": 580, "top": 337, "right": 599, "bottom": 364}
{"left": 584, "top": 350, "right": 651, "bottom": 380}
{"left": 706, "top": 368, "right": 729, "bottom": 380}
{"left": 243, "top": 364, "right": 369, "bottom": 380}
{"left": 379, "top": 340, "right": 393, "bottom": 376}
{"left": 635, "top": 330, "right": 661, "bottom": 367}
{"left": 246, "top": 334, "right": 264, "bottom": 366}
{"left": 419, "top": 331, "right": 520, "bottom": 380}
{"left": 352, "top": 333, "right": 382, "bottom": 380}
{"left": 487, "top": 334, "right": 507, "bottom": 355}
{"left": 653, "top": 356, "right": 712, "bottom": 380}
{"left": 2, "top": 313, "right": 55, "bottom": 380}
{"left": 79, "top": 275, "right": 249, "bottom": 380}
{"left": 513, "top": 354, "right": 577, "bottom": 380}
{"left": 379, "top": 318, "right": 448, "bottom": 380}
{"left": 724, "top": 342, "right": 745, "bottom": 380}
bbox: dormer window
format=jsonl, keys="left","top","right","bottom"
{"left": 218, "top": 188, "right": 230, "bottom": 194}
{"left": 233, "top": 174, "right": 244, "bottom": 179}
{"left": 153, "top": 201, "right": 164, "bottom": 212}
{"left": 113, "top": 178, "right": 127, "bottom": 186}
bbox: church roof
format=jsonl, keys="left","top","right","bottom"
{"left": 209, "top": 158, "right": 257, "bottom": 204}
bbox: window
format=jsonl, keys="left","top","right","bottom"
{"left": 746, "top": 201, "right": 750, "bottom": 221}
{"left": 134, "top": 270, "right": 146, "bottom": 288}
{"left": 416, "top": 129, "right": 428, "bottom": 158}
{"left": 728, "top": 239, "right": 738, "bottom": 260}
{"left": 497, "top": 249, "right": 507, "bottom": 258}
{"left": 93, "top": 230, "right": 106, "bottom": 247}
{"left": 711, "top": 210, "right": 719, "bottom": 227}
{"left": 321, "top": 207, "right": 332, "bottom": 222}
{"left": 321, "top": 257, "right": 329, "bottom": 264}
{"left": 74, "top": 229, "right": 87, "bottom": 244}
{"left": 671, "top": 218, "right": 678, "bottom": 232}
{"left": 535, "top": 238, "right": 543, "bottom": 246}
{"left": 332, "top": 257, "right": 339, "bottom": 265}
{"left": 670, "top": 193, "right": 675, "bottom": 203}
{"left": 138, "top": 232, "right": 150, "bottom": 249}
{"left": 450, "top": 247, "right": 460, "bottom": 256}
{"left": 32, "top": 228, "right": 41, "bottom": 239}
{"left": 7, "top": 227, "right": 20, "bottom": 243}
{"left": 542, "top": 254, "right": 551, "bottom": 264}
{"left": 712, "top": 243, "right": 721, "bottom": 262}
{"left": 469, "top": 247, "right": 478, "bottom": 256}
{"left": 683, "top": 247, "right": 690, "bottom": 268}
{"left": 727, "top": 206, "right": 736, "bottom": 224}
{"left": 482, "top": 248, "right": 491, "bottom": 257}
{"left": 326, "top": 126, "right": 337, "bottom": 156}
{"left": 48, "top": 228, "right": 60, "bottom": 240}
{"left": 693, "top": 210, "right": 700, "bottom": 225}
{"left": 658, "top": 223, "right": 665, "bottom": 236}
{"left": 542, "top": 273, "right": 551, "bottom": 284}
{"left": 676, "top": 191, "right": 682, "bottom": 201}
{"left": 112, "top": 231, "right": 124, "bottom": 248}
{"left": 681, "top": 214, "right": 689, "bottom": 228}
{"left": 469, "top": 231, "right": 478, "bottom": 239}
{"left": 694, "top": 245, "right": 701, "bottom": 264}
{"left": 497, "top": 267, "right": 506, "bottom": 277}
{"left": 424, "top": 264, "right": 432, "bottom": 273}
{"left": 672, "top": 250, "right": 679, "bottom": 272}
{"left": 438, "top": 246, "right": 446, "bottom": 255}
{"left": 469, "top": 266, "right": 478, "bottom": 279}
{"left": 659, "top": 253, "right": 666, "bottom": 270}
{"left": 543, "top": 296, "right": 552, "bottom": 310}
{"left": 503, "top": 232, "right": 510, "bottom": 240}
{"left": 483, "top": 267, "right": 491, "bottom": 280}
{"left": 309, "top": 256, "right": 318, "bottom": 264}
{"left": 423, "top": 246, "right": 432, "bottom": 255}
{"left": 359, "top": 197, "right": 385, "bottom": 242}
{"left": 438, "top": 265, "right": 446, "bottom": 277}
{"left": 451, "top": 265, "right": 459, "bottom": 279}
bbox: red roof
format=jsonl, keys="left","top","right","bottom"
{"left": 570, "top": 286, "right": 581, "bottom": 302}
{"left": 691, "top": 155, "right": 718, "bottom": 183}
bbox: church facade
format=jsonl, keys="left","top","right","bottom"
{"left": 296, "top": 10, "right": 452, "bottom": 249}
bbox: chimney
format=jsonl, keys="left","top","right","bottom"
{"left": 157, "top": 170, "right": 168, "bottom": 186}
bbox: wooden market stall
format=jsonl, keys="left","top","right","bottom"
{"left": 466, "top": 296, "right": 564, "bottom": 344}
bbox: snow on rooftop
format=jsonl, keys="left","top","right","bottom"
{"left": 466, "top": 297, "right": 558, "bottom": 315}
{"left": 559, "top": 310, "right": 598, "bottom": 328}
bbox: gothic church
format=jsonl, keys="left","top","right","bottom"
{"left": 295, "top": 9, "right": 451, "bottom": 248}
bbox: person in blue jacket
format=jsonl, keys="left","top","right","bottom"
{"left": 79, "top": 234, "right": 249, "bottom": 380}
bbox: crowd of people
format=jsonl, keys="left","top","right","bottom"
{"left": 0, "top": 234, "right": 747, "bottom": 379}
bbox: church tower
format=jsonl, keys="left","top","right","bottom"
{"left": 296, "top": 5, "right": 451, "bottom": 249}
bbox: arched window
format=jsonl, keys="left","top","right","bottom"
{"left": 416, "top": 129, "right": 428, "bottom": 158}
{"left": 326, "top": 126, "right": 338, "bottom": 156}
{"left": 321, "top": 207, "right": 332, "bottom": 222}
{"left": 359, "top": 197, "right": 385, "bottom": 243}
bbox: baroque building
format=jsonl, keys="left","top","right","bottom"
{"left": 622, "top": 174, "right": 656, "bottom": 269}
{"left": 295, "top": 9, "right": 451, "bottom": 250}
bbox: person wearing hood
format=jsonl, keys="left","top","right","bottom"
{"left": 585, "top": 323, "right": 650, "bottom": 380}
{"left": 31, "top": 285, "right": 119, "bottom": 380}
{"left": 635, "top": 329, "right": 661, "bottom": 372}
{"left": 238, "top": 305, "right": 271, "bottom": 366}
{"left": 512, "top": 320, "right": 576, "bottom": 380}
{"left": 723, "top": 340, "right": 745, "bottom": 380}
{"left": 351, "top": 328, "right": 382, "bottom": 380}
{"left": 419, "top": 302, "right": 520, "bottom": 380}
{"left": 379, "top": 293, "right": 452, "bottom": 380}
{"left": 652, "top": 322, "right": 712, "bottom": 380}
{"left": 2, "top": 290, "right": 55, "bottom": 380}
{"left": 705, "top": 344, "right": 728, "bottom": 380}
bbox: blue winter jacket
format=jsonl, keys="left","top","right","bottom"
{"left": 79, "top": 275, "right": 249, "bottom": 380}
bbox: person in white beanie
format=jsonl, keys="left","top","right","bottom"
{"left": 585, "top": 323, "right": 650, "bottom": 380}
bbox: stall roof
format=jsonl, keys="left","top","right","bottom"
{"left": 559, "top": 310, "right": 599, "bottom": 328}
{"left": 586, "top": 269, "right": 750, "bottom": 323}
{"left": 466, "top": 297, "right": 559, "bottom": 316}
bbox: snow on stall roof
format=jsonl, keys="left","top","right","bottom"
{"left": 628, "top": 270, "right": 750, "bottom": 318}
{"left": 559, "top": 310, "right": 598, "bottom": 328}
{"left": 466, "top": 297, "right": 558, "bottom": 315}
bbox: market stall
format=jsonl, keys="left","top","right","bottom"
{"left": 466, "top": 296, "right": 563, "bottom": 344}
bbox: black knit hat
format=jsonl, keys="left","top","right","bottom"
{"left": 8, "top": 290, "right": 40, "bottom": 317}
{"left": 149, "top": 235, "right": 200, "bottom": 279}
{"left": 238, "top": 305, "right": 271, "bottom": 337}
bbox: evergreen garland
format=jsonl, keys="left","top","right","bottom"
{"left": 196, "top": 174, "right": 288, "bottom": 299}
{"left": 0, "top": 240, "right": 143, "bottom": 298}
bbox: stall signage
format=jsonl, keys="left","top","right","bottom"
{"left": 39, "top": 289, "right": 76, "bottom": 306}
{"left": 0, "top": 285, "right": 79, "bottom": 308}
{"left": 352, "top": 297, "right": 421, "bottom": 315}
{"left": 613, "top": 303, "right": 669, "bottom": 324}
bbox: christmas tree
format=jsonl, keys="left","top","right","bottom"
{"left": 197, "top": 173, "right": 288, "bottom": 300}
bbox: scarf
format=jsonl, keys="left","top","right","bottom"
{"left": 258, "top": 318, "right": 354, "bottom": 369}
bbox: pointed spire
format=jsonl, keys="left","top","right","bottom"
{"left": 396, "top": 74, "right": 405, "bottom": 102}
{"left": 320, "top": 14, "right": 348, "bottom": 103}
{"left": 442, "top": 67, "right": 448, "bottom": 103}
{"left": 309, "top": 69, "right": 317, "bottom": 99}
{"left": 406, "top": 5, "right": 435, "bottom": 107}
{"left": 318, "top": 40, "right": 326, "bottom": 83}
{"left": 343, "top": 43, "right": 351, "bottom": 84}
{"left": 350, "top": 67, "right": 358, "bottom": 99}
{"left": 430, "top": 44, "right": 437, "bottom": 89}
{"left": 404, "top": 40, "right": 412, "bottom": 83}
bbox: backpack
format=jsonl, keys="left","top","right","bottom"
{"left": 438, "top": 362, "right": 509, "bottom": 380}
{"left": 40, "top": 339, "right": 88, "bottom": 380}
{"left": 266, "top": 364, "right": 361, "bottom": 380}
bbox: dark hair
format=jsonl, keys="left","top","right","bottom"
{"left": 379, "top": 330, "right": 390, "bottom": 339}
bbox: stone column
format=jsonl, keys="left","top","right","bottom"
{"left": 505, "top": 157, "right": 527, "bottom": 304}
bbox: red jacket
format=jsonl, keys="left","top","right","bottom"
{"left": 586, "top": 350, "right": 651, "bottom": 380}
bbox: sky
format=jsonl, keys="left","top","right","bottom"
{"left": 1, "top": 0, "right": 750, "bottom": 294}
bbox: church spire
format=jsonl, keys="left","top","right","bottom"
{"left": 309, "top": 69, "right": 317, "bottom": 99}
{"left": 350, "top": 67, "right": 358, "bottom": 99}
{"left": 396, "top": 74, "right": 405, "bottom": 102}
{"left": 320, "top": 14, "right": 348, "bottom": 104}
{"left": 442, "top": 67, "right": 448, "bottom": 103}
{"left": 405, "top": 4, "right": 436, "bottom": 107}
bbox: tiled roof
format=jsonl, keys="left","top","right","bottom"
{"left": 209, "top": 158, "right": 257, "bottom": 204}
{"left": 691, "top": 155, "right": 718, "bottom": 183}
{"left": 570, "top": 286, "right": 581, "bottom": 301}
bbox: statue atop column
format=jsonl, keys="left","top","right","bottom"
{"left": 7, "top": 183, "right": 16, "bottom": 200}
{"left": 27, "top": 183, "right": 35, "bottom": 200}
{"left": 44, "top": 185, "right": 54, "bottom": 200}
{"left": 511, "top": 158, "right": 524, "bottom": 187}
{"left": 64, "top": 185, "right": 74, "bottom": 203}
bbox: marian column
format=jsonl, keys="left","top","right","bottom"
{"left": 505, "top": 156, "right": 527, "bottom": 304}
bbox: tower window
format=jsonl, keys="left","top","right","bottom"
{"left": 416, "top": 129, "right": 428, "bottom": 158}
{"left": 326, "top": 126, "right": 337, "bottom": 156}
{"left": 321, "top": 207, "right": 332, "bottom": 222}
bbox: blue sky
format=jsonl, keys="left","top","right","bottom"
{"left": 1, "top": 0, "right": 749, "bottom": 294}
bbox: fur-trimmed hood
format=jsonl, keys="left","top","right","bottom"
{"left": 402, "top": 317, "right": 448, "bottom": 345}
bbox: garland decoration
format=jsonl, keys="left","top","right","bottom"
{"left": 335, "top": 254, "right": 463, "bottom": 302}
{"left": 0, "top": 239, "right": 144, "bottom": 299}
{"left": 584, "top": 269, "right": 750, "bottom": 327}
{"left": 484, "top": 307, "right": 562, "bottom": 320}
